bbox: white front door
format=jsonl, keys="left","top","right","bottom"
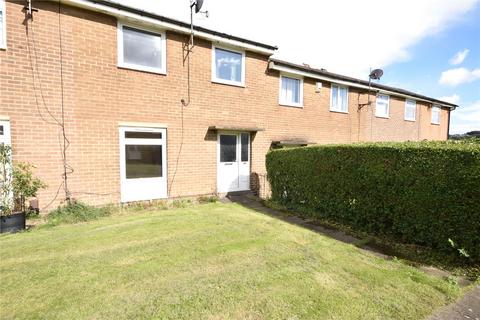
{"left": 119, "top": 127, "right": 167, "bottom": 202}
{"left": 217, "top": 132, "right": 250, "bottom": 193}
{"left": 0, "top": 121, "right": 11, "bottom": 146}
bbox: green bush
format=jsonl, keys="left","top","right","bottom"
{"left": 47, "top": 201, "right": 111, "bottom": 226}
{"left": 197, "top": 195, "right": 219, "bottom": 204}
{"left": 266, "top": 140, "right": 480, "bottom": 262}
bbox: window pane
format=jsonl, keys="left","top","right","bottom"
{"left": 241, "top": 133, "right": 249, "bottom": 162}
{"left": 125, "top": 132, "right": 162, "bottom": 139}
{"left": 220, "top": 135, "right": 237, "bottom": 162}
{"left": 432, "top": 107, "right": 441, "bottom": 123}
{"left": 123, "top": 26, "right": 162, "bottom": 69}
{"left": 0, "top": 10, "right": 4, "bottom": 46}
{"left": 376, "top": 95, "right": 389, "bottom": 117}
{"left": 125, "top": 145, "right": 162, "bottom": 179}
{"left": 215, "top": 48, "right": 242, "bottom": 82}
{"left": 281, "top": 77, "right": 300, "bottom": 104}
{"left": 405, "top": 100, "right": 416, "bottom": 120}
{"left": 332, "top": 85, "right": 338, "bottom": 108}
{"left": 340, "top": 87, "right": 348, "bottom": 111}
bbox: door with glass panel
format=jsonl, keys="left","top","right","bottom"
{"left": 217, "top": 132, "right": 250, "bottom": 193}
{"left": 119, "top": 127, "right": 167, "bottom": 202}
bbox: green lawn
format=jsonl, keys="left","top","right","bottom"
{"left": 0, "top": 203, "right": 462, "bottom": 319}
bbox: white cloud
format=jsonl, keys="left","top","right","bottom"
{"left": 439, "top": 68, "right": 480, "bottom": 86}
{"left": 450, "top": 100, "right": 480, "bottom": 134}
{"left": 113, "top": 0, "right": 479, "bottom": 77}
{"left": 449, "top": 49, "right": 470, "bottom": 65}
{"left": 439, "top": 94, "right": 460, "bottom": 104}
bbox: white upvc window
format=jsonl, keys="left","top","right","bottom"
{"left": 376, "top": 94, "right": 390, "bottom": 118}
{"left": 431, "top": 106, "right": 441, "bottom": 125}
{"left": 0, "top": 0, "right": 6, "bottom": 49}
{"left": 330, "top": 84, "right": 349, "bottom": 113}
{"left": 212, "top": 45, "right": 245, "bottom": 87}
{"left": 0, "top": 119, "right": 11, "bottom": 146}
{"left": 117, "top": 22, "right": 166, "bottom": 74}
{"left": 404, "top": 99, "right": 416, "bottom": 121}
{"left": 279, "top": 75, "right": 303, "bottom": 107}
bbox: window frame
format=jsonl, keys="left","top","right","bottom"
{"left": 431, "top": 106, "right": 441, "bottom": 125}
{"left": 404, "top": 99, "right": 416, "bottom": 121}
{"left": 375, "top": 94, "right": 390, "bottom": 118}
{"left": 278, "top": 74, "right": 304, "bottom": 108}
{"left": 0, "top": 0, "right": 6, "bottom": 50}
{"left": 330, "top": 84, "right": 349, "bottom": 113}
{"left": 211, "top": 44, "right": 246, "bottom": 87}
{"left": 117, "top": 21, "right": 167, "bottom": 75}
{"left": 0, "top": 119, "right": 11, "bottom": 146}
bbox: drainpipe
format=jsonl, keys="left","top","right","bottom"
{"left": 447, "top": 108, "right": 451, "bottom": 140}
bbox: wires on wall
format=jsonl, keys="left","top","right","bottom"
{"left": 57, "top": 0, "right": 72, "bottom": 202}
{"left": 25, "top": 0, "right": 72, "bottom": 206}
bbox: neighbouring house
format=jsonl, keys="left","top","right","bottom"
{"left": 0, "top": 0, "right": 458, "bottom": 208}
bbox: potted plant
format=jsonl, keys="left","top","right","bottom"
{"left": 0, "top": 145, "right": 46, "bottom": 233}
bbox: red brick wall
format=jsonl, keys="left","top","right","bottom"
{"left": 0, "top": 1, "right": 450, "bottom": 208}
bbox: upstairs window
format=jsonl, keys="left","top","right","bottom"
{"left": 0, "top": 0, "right": 6, "bottom": 49}
{"left": 405, "top": 99, "right": 416, "bottom": 121}
{"left": 431, "top": 106, "right": 441, "bottom": 125}
{"left": 279, "top": 75, "right": 303, "bottom": 107}
{"left": 212, "top": 46, "right": 245, "bottom": 86}
{"left": 117, "top": 23, "right": 166, "bottom": 74}
{"left": 330, "top": 84, "right": 348, "bottom": 113}
{"left": 376, "top": 94, "right": 390, "bottom": 118}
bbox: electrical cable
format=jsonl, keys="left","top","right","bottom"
{"left": 25, "top": 0, "right": 73, "bottom": 209}
{"left": 57, "top": 0, "right": 73, "bottom": 201}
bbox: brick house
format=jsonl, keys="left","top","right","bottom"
{"left": 0, "top": 0, "right": 457, "bottom": 208}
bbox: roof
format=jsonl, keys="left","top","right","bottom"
{"left": 82, "top": 0, "right": 278, "bottom": 51}
{"left": 269, "top": 59, "right": 459, "bottom": 109}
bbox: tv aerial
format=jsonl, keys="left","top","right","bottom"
{"left": 188, "top": 0, "right": 209, "bottom": 48}
{"left": 369, "top": 69, "right": 384, "bottom": 80}
{"left": 359, "top": 68, "right": 384, "bottom": 109}
{"left": 182, "top": 0, "right": 209, "bottom": 107}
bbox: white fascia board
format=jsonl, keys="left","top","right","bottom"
{"left": 269, "top": 62, "right": 456, "bottom": 109}
{"left": 59, "top": 0, "right": 275, "bottom": 55}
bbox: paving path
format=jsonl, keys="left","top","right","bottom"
{"left": 429, "top": 285, "right": 480, "bottom": 320}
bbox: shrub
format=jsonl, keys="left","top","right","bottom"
{"left": 47, "top": 201, "right": 111, "bottom": 226}
{"left": 266, "top": 140, "right": 480, "bottom": 262}
{"left": 0, "top": 145, "right": 46, "bottom": 215}
{"left": 197, "top": 195, "right": 219, "bottom": 204}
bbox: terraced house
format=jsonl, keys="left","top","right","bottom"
{"left": 0, "top": 0, "right": 458, "bottom": 208}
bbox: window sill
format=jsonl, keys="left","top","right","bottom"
{"left": 117, "top": 63, "right": 166, "bottom": 76}
{"left": 431, "top": 122, "right": 440, "bottom": 126}
{"left": 0, "top": 46, "right": 6, "bottom": 51}
{"left": 279, "top": 102, "right": 303, "bottom": 109}
{"left": 375, "top": 115, "right": 390, "bottom": 119}
{"left": 211, "top": 78, "right": 245, "bottom": 88}
{"left": 330, "top": 109, "right": 349, "bottom": 114}
{"left": 404, "top": 118, "right": 416, "bottom": 122}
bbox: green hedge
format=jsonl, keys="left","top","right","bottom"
{"left": 266, "top": 140, "right": 480, "bottom": 262}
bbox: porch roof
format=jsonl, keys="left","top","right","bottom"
{"left": 272, "top": 140, "right": 316, "bottom": 146}
{"left": 208, "top": 125, "right": 265, "bottom": 132}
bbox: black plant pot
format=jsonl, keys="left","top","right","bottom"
{"left": 0, "top": 212, "right": 26, "bottom": 234}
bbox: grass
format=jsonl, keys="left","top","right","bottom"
{"left": 263, "top": 200, "right": 480, "bottom": 280}
{"left": 0, "top": 203, "right": 465, "bottom": 319}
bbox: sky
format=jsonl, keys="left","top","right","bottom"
{"left": 114, "top": 0, "right": 480, "bottom": 134}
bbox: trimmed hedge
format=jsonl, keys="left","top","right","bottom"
{"left": 266, "top": 140, "right": 480, "bottom": 262}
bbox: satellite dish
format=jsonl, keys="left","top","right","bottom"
{"left": 195, "top": 0, "right": 204, "bottom": 13}
{"left": 369, "top": 69, "right": 384, "bottom": 80}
